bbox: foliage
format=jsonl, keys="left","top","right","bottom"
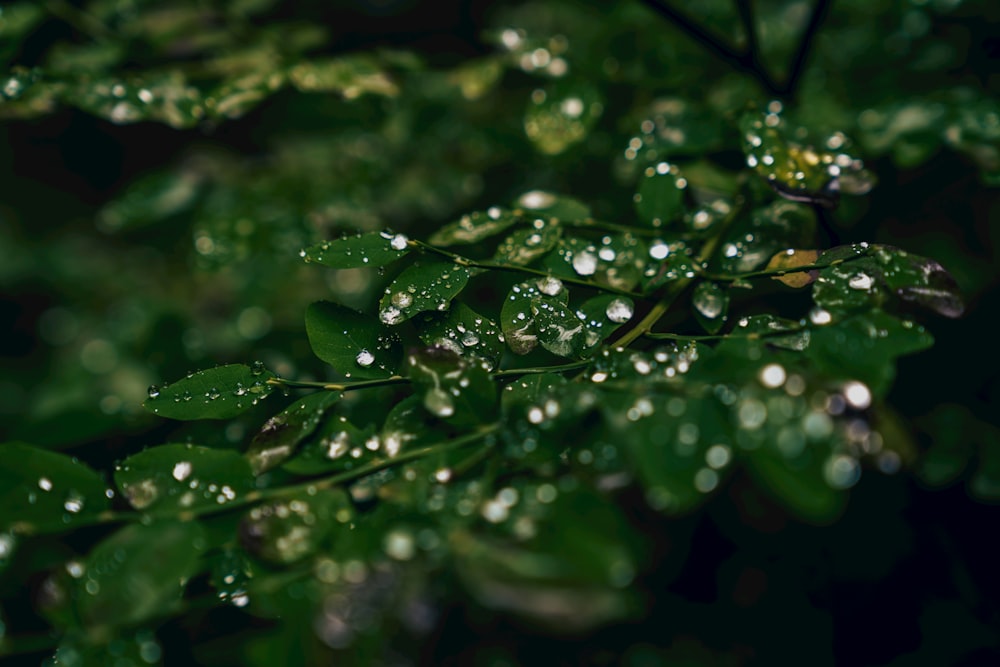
{"left": 1, "top": 0, "right": 998, "bottom": 665}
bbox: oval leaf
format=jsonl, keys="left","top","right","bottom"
{"left": 115, "top": 444, "right": 255, "bottom": 516}
{"left": 0, "top": 442, "right": 110, "bottom": 534}
{"left": 378, "top": 260, "right": 471, "bottom": 325}
{"left": 246, "top": 391, "right": 340, "bottom": 474}
{"left": 302, "top": 230, "right": 410, "bottom": 269}
{"left": 76, "top": 521, "right": 206, "bottom": 630}
{"left": 305, "top": 301, "right": 400, "bottom": 379}
{"left": 145, "top": 363, "right": 276, "bottom": 420}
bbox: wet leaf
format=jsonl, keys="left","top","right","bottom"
{"left": 306, "top": 301, "right": 400, "bottom": 379}
{"left": 607, "top": 393, "right": 733, "bottom": 515}
{"left": 734, "top": 314, "right": 811, "bottom": 351}
{"left": 766, "top": 249, "right": 820, "bottom": 288}
{"left": 406, "top": 347, "right": 496, "bottom": 427}
{"left": 114, "top": 444, "right": 255, "bottom": 516}
{"left": 512, "top": 190, "right": 591, "bottom": 222}
{"left": 301, "top": 231, "right": 410, "bottom": 269}
{"left": 627, "top": 97, "right": 726, "bottom": 163}
{"left": 428, "top": 207, "right": 521, "bottom": 246}
{"left": 544, "top": 234, "right": 648, "bottom": 292}
{"left": 691, "top": 282, "right": 729, "bottom": 334}
{"left": 500, "top": 278, "right": 568, "bottom": 355}
{"left": 0, "top": 442, "right": 110, "bottom": 534}
{"left": 281, "top": 414, "right": 374, "bottom": 475}
{"left": 71, "top": 71, "right": 205, "bottom": 128}
{"left": 524, "top": 83, "right": 602, "bottom": 155}
{"left": 288, "top": 55, "right": 398, "bottom": 98}
{"left": 807, "top": 310, "right": 934, "bottom": 396}
{"left": 739, "top": 105, "right": 872, "bottom": 207}
{"left": 240, "top": 489, "right": 352, "bottom": 565}
{"left": 453, "top": 484, "right": 640, "bottom": 631}
{"left": 715, "top": 201, "right": 815, "bottom": 275}
{"left": 500, "top": 373, "right": 569, "bottom": 415}
{"left": 144, "top": 363, "right": 277, "bottom": 420}
{"left": 635, "top": 162, "right": 687, "bottom": 227}
{"left": 746, "top": 448, "right": 848, "bottom": 525}
{"left": 492, "top": 218, "right": 562, "bottom": 266}
{"left": 532, "top": 295, "right": 592, "bottom": 358}
{"left": 77, "top": 521, "right": 206, "bottom": 630}
{"left": 246, "top": 391, "right": 340, "bottom": 474}
{"left": 210, "top": 547, "right": 254, "bottom": 608}
{"left": 870, "top": 245, "right": 964, "bottom": 318}
{"left": 576, "top": 294, "right": 635, "bottom": 351}
{"left": 416, "top": 302, "right": 505, "bottom": 369}
{"left": 377, "top": 260, "right": 472, "bottom": 325}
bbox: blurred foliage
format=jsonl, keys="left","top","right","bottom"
{"left": 1, "top": 0, "right": 999, "bottom": 665}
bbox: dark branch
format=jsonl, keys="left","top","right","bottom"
{"left": 781, "top": 0, "right": 834, "bottom": 98}
{"left": 640, "top": 0, "right": 780, "bottom": 96}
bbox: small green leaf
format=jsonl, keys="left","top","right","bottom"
{"left": 77, "top": 521, "right": 206, "bottom": 630}
{"left": 524, "top": 83, "right": 603, "bottom": 155}
{"left": 302, "top": 230, "right": 410, "bottom": 269}
{"left": 416, "top": 302, "right": 505, "bottom": 369}
{"left": 114, "top": 444, "right": 255, "bottom": 516}
{"left": 492, "top": 219, "right": 562, "bottom": 266}
{"left": 607, "top": 393, "right": 733, "bottom": 515}
{"left": 576, "top": 294, "right": 635, "bottom": 352}
{"left": 305, "top": 301, "right": 400, "bottom": 379}
{"left": 378, "top": 260, "right": 471, "bottom": 325}
{"left": 734, "top": 314, "right": 811, "bottom": 351}
{"left": 288, "top": 55, "right": 398, "bottom": 97}
{"left": 691, "top": 282, "right": 730, "bottom": 333}
{"left": 807, "top": 310, "right": 934, "bottom": 396}
{"left": 245, "top": 391, "right": 340, "bottom": 474}
{"left": 240, "top": 489, "right": 352, "bottom": 565}
{"left": 0, "top": 442, "right": 110, "bottom": 534}
{"left": 406, "top": 347, "right": 497, "bottom": 427}
{"left": 428, "top": 207, "right": 521, "bottom": 246}
{"left": 739, "top": 106, "right": 873, "bottom": 207}
{"left": 512, "top": 191, "right": 592, "bottom": 222}
{"left": 715, "top": 201, "right": 815, "bottom": 275}
{"left": 870, "top": 244, "right": 964, "bottom": 318}
{"left": 635, "top": 163, "right": 687, "bottom": 227}
{"left": 500, "top": 278, "right": 568, "bottom": 355}
{"left": 282, "top": 414, "right": 374, "bottom": 475}
{"left": 145, "top": 363, "right": 276, "bottom": 420}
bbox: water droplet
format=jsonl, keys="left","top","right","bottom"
{"left": 38, "top": 477, "right": 53, "bottom": 492}
{"left": 147, "top": 385, "right": 160, "bottom": 399}
{"left": 518, "top": 190, "right": 556, "bottom": 209}
{"left": 355, "top": 349, "right": 375, "bottom": 367}
{"left": 63, "top": 491, "right": 85, "bottom": 514}
{"left": 572, "top": 251, "right": 598, "bottom": 276}
{"left": 381, "top": 305, "right": 404, "bottom": 324}
{"left": 383, "top": 529, "right": 416, "bottom": 561}
{"left": 390, "top": 233, "right": 409, "bottom": 250}
{"left": 536, "top": 276, "right": 564, "bottom": 296}
{"left": 172, "top": 461, "right": 193, "bottom": 482}
{"left": 694, "top": 287, "right": 724, "bottom": 319}
{"left": 391, "top": 290, "right": 413, "bottom": 308}
{"left": 424, "top": 387, "right": 455, "bottom": 418}
{"left": 842, "top": 381, "right": 871, "bottom": 409}
{"left": 207, "top": 387, "right": 220, "bottom": 400}
{"left": 251, "top": 361, "right": 265, "bottom": 376}
{"left": 824, "top": 455, "right": 860, "bottom": 489}
{"left": 605, "top": 298, "right": 633, "bottom": 323}
{"left": 759, "top": 364, "right": 786, "bottom": 388}
{"left": 848, "top": 273, "right": 874, "bottom": 290}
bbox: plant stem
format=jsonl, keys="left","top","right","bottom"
{"left": 492, "top": 360, "right": 591, "bottom": 379}
{"left": 699, "top": 254, "right": 864, "bottom": 282}
{"left": 268, "top": 375, "right": 409, "bottom": 392}
{"left": 780, "top": 0, "right": 833, "bottom": 99}
{"left": 640, "top": 0, "right": 780, "bottom": 95}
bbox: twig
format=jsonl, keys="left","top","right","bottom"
{"left": 780, "top": 0, "right": 834, "bottom": 98}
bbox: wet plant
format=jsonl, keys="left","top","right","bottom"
{"left": 1, "top": 0, "right": 997, "bottom": 664}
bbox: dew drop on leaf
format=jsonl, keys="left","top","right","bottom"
{"left": 605, "top": 298, "right": 634, "bottom": 323}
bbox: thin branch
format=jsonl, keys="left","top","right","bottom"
{"left": 640, "top": 0, "right": 780, "bottom": 95}
{"left": 780, "top": 0, "right": 834, "bottom": 98}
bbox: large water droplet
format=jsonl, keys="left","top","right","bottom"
{"left": 848, "top": 273, "right": 874, "bottom": 290}
{"left": 424, "top": 387, "right": 455, "bottom": 418}
{"left": 355, "top": 350, "right": 375, "bottom": 367}
{"left": 605, "top": 298, "right": 633, "bottom": 323}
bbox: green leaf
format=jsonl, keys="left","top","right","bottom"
{"left": 512, "top": 190, "right": 592, "bottom": 222}
{"left": 240, "top": 489, "right": 353, "bottom": 565}
{"left": 870, "top": 244, "right": 964, "bottom": 318}
{"left": 691, "top": 282, "right": 730, "bottom": 333}
{"left": 500, "top": 278, "right": 569, "bottom": 355}
{"left": 0, "top": 442, "right": 110, "bottom": 534}
{"left": 635, "top": 163, "right": 687, "bottom": 227}
{"left": 746, "top": 448, "right": 848, "bottom": 525}
{"left": 492, "top": 218, "right": 562, "bottom": 266}
{"left": 76, "top": 521, "right": 206, "bottom": 630}
{"left": 739, "top": 106, "right": 873, "bottom": 207}
{"left": 532, "top": 295, "right": 592, "bottom": 358}
{"left": 305, "top": 301, "right": 400, "bottom": 379}
{"left": 807, "top": 310, "right": 934, "bottom": 396}
{"left": 428, "top": 207, "right": 522, "bottom": 246}
{"left": 71, "top": 71, "right": 206, "bottom": 128}
{"left": 576, "top": 294, "right": 635, "bottom": 351}
{"left": 406, "top": 347, "right": 497, "bottom": 427}
{"left": 378, "top": 259, "right": 472, "bottom": 325}
{"left": 245, "top": 391, "right": 340, "bottom": 474}
{"left": 524, "top": 82, "right": 603, "bottom": 155}
{"left": 416, "top": 302, "right": 506, "bottom": 369}
{"left": 145, "top": 363, "right": 277, "bottom": 420}
{"left": 301, "top": 230, "right": 410, "bottom": 269}
{"left": 288, "top": 55, "right": 398, "bottom": 98}
{"left": 114, "top": 444, "right": 255, "bottom": 516}
{"left": 501, "top": 373, "right": 569, "bottom": 415}
{"left": 543, "top": 234, "right": 649, "bottom": 292}
{"left": 734, "top": 314, "right": 811, "bottom": 351}
{"left": 607, "top": 393, "right": 733, "bottom": 515}
{"left": 715, "top": 201, "right": 815, "bottom": 275}
{"left": 281, "top": 414, "right": 374, "bottom": 475}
